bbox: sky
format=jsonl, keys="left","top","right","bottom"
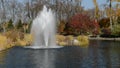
{"left": 82, "top": 0, "right": 107, "bottom": 10}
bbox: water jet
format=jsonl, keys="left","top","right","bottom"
{"left": 25, "top": 5, "right": 63, "bottom": 49}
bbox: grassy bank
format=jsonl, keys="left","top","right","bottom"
{"left": 0, "top": 32, "right": 89, "bottom": 51}
{"left": 56, "top": 35, "right": 89, "bottom": 47}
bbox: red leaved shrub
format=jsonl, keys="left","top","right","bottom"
{"left": 65, "top": 13, "right": 100, "bottom": 35}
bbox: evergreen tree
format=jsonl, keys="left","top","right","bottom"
{"left": 16, "top": 19, "right": 23, "bottom": 29}
{"left": 7, "top": 19, "right": 14, "bottom": 29}
{"left": 27, "top": 20, "right": 32, "bottom": 33}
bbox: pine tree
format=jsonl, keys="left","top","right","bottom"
{"left": 16, "top": 20, "right": 23, "bottom": 29}
{"left": 7, "top": 19, "right": 14, "bottom": 29}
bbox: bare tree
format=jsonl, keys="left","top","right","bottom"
{"left": 0, "top": 0, "right": 6, "bottom": 23}
{"left": 0, "top": 0, "right": 84, "bottom": 26}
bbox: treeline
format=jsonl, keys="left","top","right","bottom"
{"left": 0, "top": 0, "right": 83, "bottom": 24}
{"left": 0, "top": 0, "right": 120, "bottom": 37}
{"left": 0, "top": 0, "right": 84, "bottom": 33}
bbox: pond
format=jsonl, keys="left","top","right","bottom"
{"left": 0, "top": 40, "right": 120, "bottom": 68}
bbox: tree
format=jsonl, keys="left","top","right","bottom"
{"left": 58, "top": 20, "right": 66, "bottom": 34}
{"left": 92, "top": 0, "right": 100, "bottom": 19}
{"left": 7, "top": 19, "right": 14, "bottom": 30}
{"left": 99, "top": 18, "right": 110, "bottom": 28}
{"left": 27, "top": 20, "right": 32, "bottom": 33}
{"left": 16, "top": 20, "right": 23, "bottom": 29}
{"left": 117, "top": 16, "right": 120, "bottom": 24}
{"left": 112, "top": 24, "right": 120, "bottom": 36}
{"left": 0, "top": 0, "right": 6, "bottom": 23}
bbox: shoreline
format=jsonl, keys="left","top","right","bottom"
{"left": 89, "top": 37, "right": 120, "bottom": 41}
{"left": 0, "top": 34, "right": 89, "bottom": 51}
{"left": 1, "top": 34, "right": 120, "bottom": 51}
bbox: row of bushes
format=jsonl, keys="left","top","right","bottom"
{"left": 58, "top": 14, "right": 120, "bottom": 37}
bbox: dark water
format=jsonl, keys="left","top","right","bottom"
{"left": 0, "top": 40, "right": 120, "bottom": 68}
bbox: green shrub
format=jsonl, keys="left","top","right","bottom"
{"left": 112, "top": 24, "right": 120, "bottom": 36}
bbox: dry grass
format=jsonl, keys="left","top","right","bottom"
{"left": 16, "top": 34, "right": 33, "bottom": 46}
{"left": 0, "top": 34, "right": 14, "bottom": 50}
{"left": 0, "top": 30, "right": 33, "bottom": 51}
{"left": 0, "top": 30, "right": 89, "bottom": 51}
{"left": 65, "top": 35, "right": 74, "bottom": 41}
{"left": 56, "top": 35, "right": 89, "bottom": 46}
{"left": 77, "top": 35, "right": 89, "bottom": 46}
{"left": 56, "top": 35, "right": 66, "bottom": 42}
{"left": 56, "top": 35, "right": 66, "bottom": 45}
{"left": 0, "top": 34, "right": 7, "bottom": 50}
{"left": 59, "top": 42, "right": 67, "bottom": 46}
{"left": 3, "top": 30, "right": 19, "bottom": 42}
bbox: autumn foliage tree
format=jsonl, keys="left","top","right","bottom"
{"left": 65, "top": 13, "right": 100, "bottom": 35}
{"left": 58, "top": 20, "right": 66, "bottom": 34}
{"left": 99, "top": 18, "right": 114, "bottom": 37}
{"left": 99, "top": 18, "right": 110, "bottom": 28}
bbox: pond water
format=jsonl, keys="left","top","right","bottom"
{"left": 0, "top": 40, "right": 120, "bottom": 68}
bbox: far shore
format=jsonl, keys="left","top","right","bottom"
{"left": 89, "top": 37, "right": 120, "bottom": 41}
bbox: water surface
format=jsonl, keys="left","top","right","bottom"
{"left": 0, "top": 40, "right": 120, "bottom": 68}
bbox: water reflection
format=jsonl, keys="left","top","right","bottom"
{"left": 31, "top": 50, "right": 56, "bottom": 68}
{"left": 0, "top": 50, "right": 7, "bottom": 68}
{"left": 0, "top": 40, "right": 120, "bottom": 68}
{"left": 89, "top": 40, "right": 120, "bottom": 68}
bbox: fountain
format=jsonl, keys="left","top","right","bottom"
{"left": 25, "top": 5, "right": 63, "bottom": 49}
